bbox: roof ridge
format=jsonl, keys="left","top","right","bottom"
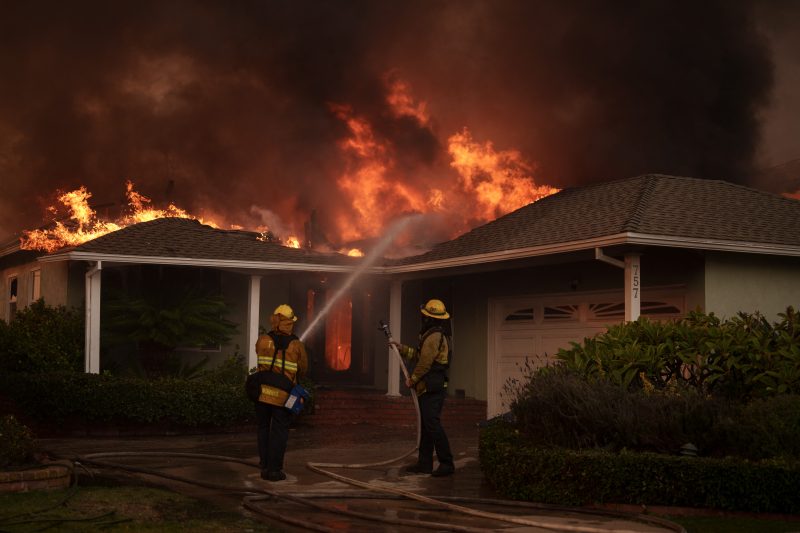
{"left": 622, "top": 175, "right": 658, "bottom": 232}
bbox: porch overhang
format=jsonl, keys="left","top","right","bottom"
{"left": 37, "top": 250, "right": 383, "bottom": 274}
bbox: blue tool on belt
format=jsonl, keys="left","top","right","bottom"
{"left": 284, "top": 383, "right": 310, "bottom": 414}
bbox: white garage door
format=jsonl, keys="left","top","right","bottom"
{"left": 487, "top": 289, "right": 684, "bottom": 417}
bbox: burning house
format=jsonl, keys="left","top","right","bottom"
{"left": 3, "top": 173, "right": 800, "bottom": 417}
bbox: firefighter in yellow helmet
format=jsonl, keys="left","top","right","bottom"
{"left": 254, "top": 304, "right": 308, "bottom": 481}
{"left": 390, "top": 298, "right": 455, "bottom": 477}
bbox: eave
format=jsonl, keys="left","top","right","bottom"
{"left": 33, "top": 232, "right": 800, "bottom": 275}
{"left": 37, "top": 250, "right": 374, "bottom": 274}
{"left": 383, "top": 232, "right": 800, "bottom": 274}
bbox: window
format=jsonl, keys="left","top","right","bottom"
{"left": 504, "top": 308, "right": 535, "bottom": 323}
{"left": 589, "top": 302, "right": 626, "bottom": 320}
{"left": 588, "top": 299, "right": 683, "bottom": 321}
{"left": 7, "top": 276, "right": 17, "bottom": 321}
{"left": 543, "top": 304, "right": 579, "bottom": 322}
{"left": 30, "top": 269, "right": 41, "bottom": 301}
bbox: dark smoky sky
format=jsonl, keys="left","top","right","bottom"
{"left": 1, "top": 0, "right": 798, "bottom": 244}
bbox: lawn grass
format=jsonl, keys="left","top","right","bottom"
{"left": 0, "top": 485, "right": 278, "bottom": 532}
{"left": 670, "top": 515, "right": 800, "bottom": 533}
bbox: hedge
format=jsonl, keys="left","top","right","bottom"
{"left": 479, "top": 421, "right": 800, "bottom": 514}
{"left": 1, "top": 372, "right": 255, "bottom": 429}
{"left": 507, "top": 369, "right": 800, "bottom": 460}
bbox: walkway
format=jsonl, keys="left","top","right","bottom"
{"left": 40, "top": 422, "right": 681, "bottom": 532}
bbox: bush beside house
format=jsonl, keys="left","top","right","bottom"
{"left": 0, "top": 301, "right": 319, "bottom": 435}
{"left": 0, "top": 300, "right": 84, "bottom": 373}
{"left": 0, "top": 415, "right": 37, "bottom": 468}
{"left": 481, "top": 307, "right": 800, "bottom": 514}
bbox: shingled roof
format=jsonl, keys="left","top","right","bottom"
{"left": 38, "top": 174, "right": 800, "bottom": 272}
{"left": 45, "top": 217, "right": 358, "bottom": 269}
{"left": 390, "top": 174, "right": 800, "bottom": 268}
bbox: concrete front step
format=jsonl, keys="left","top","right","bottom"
{"left": 310, "top": 389, "right": 487, "bottom": 428}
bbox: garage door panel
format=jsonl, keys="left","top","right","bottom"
{"left": 540, "top": 329, "right": 604, "bottom": 357}
{"left": 489, "top": 289, "right": 684, "bottom": 417}
{"left": 499, "top": 335, "right": 538, "bottom": 356}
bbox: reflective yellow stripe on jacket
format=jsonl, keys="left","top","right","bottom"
{"left": 255, "top": 333, "right": 309, "bottom": 407}
{"left": 257, "top": 356, "right": 299, "bottom": 372}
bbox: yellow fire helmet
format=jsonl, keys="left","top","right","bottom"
{"left": 421, "top": 299, "right": 450, "bottom": 319}
{"left": 273, "top": 304, "right": 298, "bottom": 322}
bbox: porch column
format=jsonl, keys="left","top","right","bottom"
{"left": 624, "top": 253, "right": 641, "bottom": 322}
{"left": 246, "top": 275, "right": 262, "bottom": 370}
{"left": 387, "top": 279, "right": 402, "bottom": 397}
{"left": 84, "top": 261, "right": 102, "bottom": 374}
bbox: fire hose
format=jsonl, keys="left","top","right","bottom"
{"left": 62, "top": 320, "right": 686, "bottom": 532}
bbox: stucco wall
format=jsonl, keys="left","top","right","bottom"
{"left": 40, "top": 262, "right": 71, "bottom": 307}
{"left": 704, "top": 252, "right": 800, "bottom": 321}
{"left": 0, "top": 258, "right": 75, "bottom": 321}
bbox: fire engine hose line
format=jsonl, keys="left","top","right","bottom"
{"left": 60, "top": 338, "right": 686, "bottom": 532}
{"left": 70, "top": 453, "right": 484, "bottom": 532}
{"left": 70, "top": 451, "right": 683, "bottom": 533}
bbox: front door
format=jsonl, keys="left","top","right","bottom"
{"left": 302, "top": 287, "right": 374, "bottom": 386}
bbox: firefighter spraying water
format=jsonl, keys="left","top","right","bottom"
{"left": 387, "top": 299, "right": 455, "bottom": 477}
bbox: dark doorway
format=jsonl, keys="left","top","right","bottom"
{"left": 302, "top": 285, "right": 373, "bottom": 387}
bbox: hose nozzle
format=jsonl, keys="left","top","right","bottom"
{"left": 378, "top": 320, "right": 392, "bottom": 339}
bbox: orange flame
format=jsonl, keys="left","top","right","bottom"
{"left": 330, "top": 103, "right": 430, "bottom": 242}
{"left": 20, "top": 187, "right": 121, "bottom": 252}
{"left": 345, "top": 248, "right": 364, "bottom": 257}
{"left": 385, "top": 71, "right": 429, "bottom": 125}
{"left": 20, "top": 181, "right": 222, "bottom": 253}
{"left": 328, "top": 76, "right": 560, "bottom": 243}
{"left": 23, "top": 76, "right": 561, "bottom": 255}
{"left": 448, "top": 128, "right": 559, "bottom": 221}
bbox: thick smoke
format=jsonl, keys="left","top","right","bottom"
{"left": 0, "top": 0, "right": 787, "bottom": 244}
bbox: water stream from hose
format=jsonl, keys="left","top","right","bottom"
{"left": 299, "top": 214, "right": 422, "bottom": 343}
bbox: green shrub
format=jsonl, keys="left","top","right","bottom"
{"left": 716, "top": 395, "right": 800, "bottom": 460}
{"left": 0, "top": 372, "right": 254, "bottom": 428}
{"left": 555, "top": 306, "right": 800, "bottom": 400}
{"left": 0, "top": 363, "right": 317, "bottom": 431}
{"left": 0, "top": 415, "right": 37, "bottom": 468}
{"left": 480, "top": 421, "right": 800, "bottom": 514}
{"left": 507, "top": 368, "right": 800, "bottom": 460}
{"left": 508, "top": 368, "right": 730, "bottom": 455}
{"left": 0, "top": 300, "right": 83, "bottom": 373}
{"left": 197, "top": 354, "right": 249, "bottom": 385}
